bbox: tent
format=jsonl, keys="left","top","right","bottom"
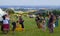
{"left": 0, "top": 8, "right": 7, "bottom": 16}
{"left": 0, "top": 8, "right": 7, "bottom": 21}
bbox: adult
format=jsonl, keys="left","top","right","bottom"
{"left": 35, "top": 15, "right": 40, "bottom": 28}
{"left": 35, "top": 13, "right": 43, "bottom": 29}
{"left": 55, "top": 15, "right": 59, "bottom": 27}
{"left": 48, "top": 13, "right": 55, "bottom": 33}
{"left": 5, "top": 14, "right": 10, "bottom": 24}
{"left": 2, "top": 15, "right": 10, "bottom": 34}
{"left": 18, "top": 15, "right": 24, "bottom": 31}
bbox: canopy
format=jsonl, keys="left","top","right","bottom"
{"left": 0, "top": 8, "right": 7, "bottom": 16}
{"left": 0, "top": 8, "right": 7, "bottom": 21}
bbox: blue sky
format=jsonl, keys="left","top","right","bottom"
{"left": 0, "top": 0, "right": 60, "bottom": 6}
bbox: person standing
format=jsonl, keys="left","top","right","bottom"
{"left": 48, "top": 13, "right": 55, "bottom": 33}
{"left": 18, "top": 16, "right": 24, "bottom": 31}
{"left": 12, "top": 20, "right": 16, "bottom": 32}
{"left": 55, "top": 15, "right": 59, "bottom": 27}
{"left": 35, "top": 15, "right": 40, "bottom": 28}
{"left": 42, "top": 17, "right": 46, "bottom": 32}
{"left": 35, "top": 14, "right": 43, "bottom": 29}
{"left": 2, "top": 15, "right": 10, "bottom": 34}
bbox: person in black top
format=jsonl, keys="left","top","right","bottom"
{"left": 12, "top": 21, "right": 16, "bottom": 32}
{"left": 19, "top": 16, "right": 24, "bottom": 31}
{"left": 35, "top": 14, "right": 43, "bottom": 29}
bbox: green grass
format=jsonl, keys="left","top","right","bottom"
{"left": 0, "top": 16, "right": 60, "bottom": 36}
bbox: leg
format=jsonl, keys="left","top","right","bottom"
{"left": 36, "top": 22, "right": 40, "bottom": 28}
{"left": 1, "top": 25, "right": 3, "bottom": 31}
{"left": 12, "top": 26, "right": 16, "bottom": 32}
{"left": 20, "top": 23, "right": 24, "bottom": 31}
{"left": 49, "top": 25, "right": 54, "bottom": 33}
{"left": 42, "top": 25, "right": 46, "bottom": 32}
{"left": 51, "top": 25, "right": 54, "bottom": 33}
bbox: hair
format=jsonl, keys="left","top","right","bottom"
{"left": 16, "top": 21, "right": 19, "bottom": 23}
{"left": 19, "top": 16, "right": 22, "bottom": 20}
{"left": 49, "top": 12, "right": 51, "bottom": 15}
{"left": 2, "top": 15, "right": 5, "bottom": 20}
{"left": 2, "top": 15, "right": 7, "bottom": 20}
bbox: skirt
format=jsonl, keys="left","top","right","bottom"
{"left": 15, "top": 24, "right": 22, "bottom": 31}
{"left": 3, "top": 24, "right": 9, "bottom": 30}
{"left": 16, "top": 27, "right": 22, "bottom": 31}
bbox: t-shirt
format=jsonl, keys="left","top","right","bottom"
{"left": 19, "top": 19, "right": 24, "bottom": 23}
{"left": 3, "top": 19, "right": 9, "bottom": 24}
{"left": 48, "top": 15, "right": 54, "bottom": 25}
{"left": 12, "top": 22, "right": 16, "bottom": 26}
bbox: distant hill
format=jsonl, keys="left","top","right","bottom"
{"left": 0, "top": 6, "right": 60, "bottom": 10}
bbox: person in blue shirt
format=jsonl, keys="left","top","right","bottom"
{"left": 55, "top": 15, "right": 59, "bottom": 27}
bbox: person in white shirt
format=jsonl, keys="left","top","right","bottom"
{"left": 5, "top": 14, "right": 10, "bottom": 24}
{"left": 2, "top": 15, "right": 9, "bottom": 34}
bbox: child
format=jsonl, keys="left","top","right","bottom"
{"left": 12, "top": 21, "right": 16, "bottom": 32}
{"left": 16, "top": 21, "right": 22, "bottom": 31}
{"left": 2, "top": 15, "right": 9, "bottom": 34}
{"left": 42, "top": 18, "right": 46, "bottom": 32}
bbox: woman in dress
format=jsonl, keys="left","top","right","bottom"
{"left": 2, "top": 15, "right": 10, "bottom": 34}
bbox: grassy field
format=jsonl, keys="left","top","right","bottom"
{"left": 0, "top": 15, "right": 60, "bottom": 36}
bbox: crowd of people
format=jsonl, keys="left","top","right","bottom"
{"left": 1, "top": 14, "right": 24, "bottom": 34}
{"left": 0, "top": 12, "right": 59, "bottom": 34}
{"left": 35, "top": 13, "right": 59, "bottom": 33}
